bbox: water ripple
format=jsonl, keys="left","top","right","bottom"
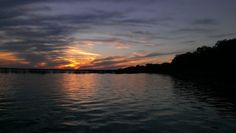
{"left": 0, "top": 74, "right": 236, "bottom": 133}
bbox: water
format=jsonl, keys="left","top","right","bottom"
{"left": 0, "top": 74, "right": 236, "bottom": 133}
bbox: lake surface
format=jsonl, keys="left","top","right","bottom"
{"left": 0, "top": 74, "right": 236, "bottom": 133}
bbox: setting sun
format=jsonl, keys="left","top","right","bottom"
{"left": 53, "top": 46, "right": 100, "bottom": 69}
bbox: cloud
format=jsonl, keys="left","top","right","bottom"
{"left": 80, "top": 51, "right": 178, "bottom": 69}
{"left": 0, "top": 51, "right": 29, "bottom": 67}
{"left": 193, "top": 18, "right": 218, "bottom": 25}
{"left": 209, "top": 33, "right": 236, "bottom": 38}
{"left": 175, "top": 27, "right": 215, "bottom": 34}
{"left": 0, "top": 0, "right": 235, "bottom": 68}
{"left": 182, "top": 40, "right": 196, "bottom": 44}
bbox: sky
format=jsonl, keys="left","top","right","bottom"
{"left": 0, "top": 0, "right": 236, "bottom": 69}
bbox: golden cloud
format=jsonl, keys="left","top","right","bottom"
{"left": 0, "top": 51, "right": 29, "bottom": 66}
{"left": 53, "top": 46, "right": 100, "bottom": 69}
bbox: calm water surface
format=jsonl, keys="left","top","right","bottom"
{"left": 0, "top": 74, "right": 236, "bottom": 133}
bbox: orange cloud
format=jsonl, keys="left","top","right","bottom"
{"left": 0, "top": 48, "right": 175, "bottom": 70}
{"left": 34, "top": 62, "right": 47, "bottom": 68}
{"left": 0, "top": 51, "right": 29, "bottom": 66}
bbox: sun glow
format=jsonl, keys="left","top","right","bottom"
{"left": 54, "top": 47, "right": 100, "bottom": 69}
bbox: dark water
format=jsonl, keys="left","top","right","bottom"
{"left": 0, "top": 74, "right": 236, "bottom": 133}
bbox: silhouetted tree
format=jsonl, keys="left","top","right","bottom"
{"left": 171, "top": 38, "right": 236, "bottom": 77}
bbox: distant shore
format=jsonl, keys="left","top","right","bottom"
{"left": 0, "top": 67, "right": 117, "bottom": 74}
